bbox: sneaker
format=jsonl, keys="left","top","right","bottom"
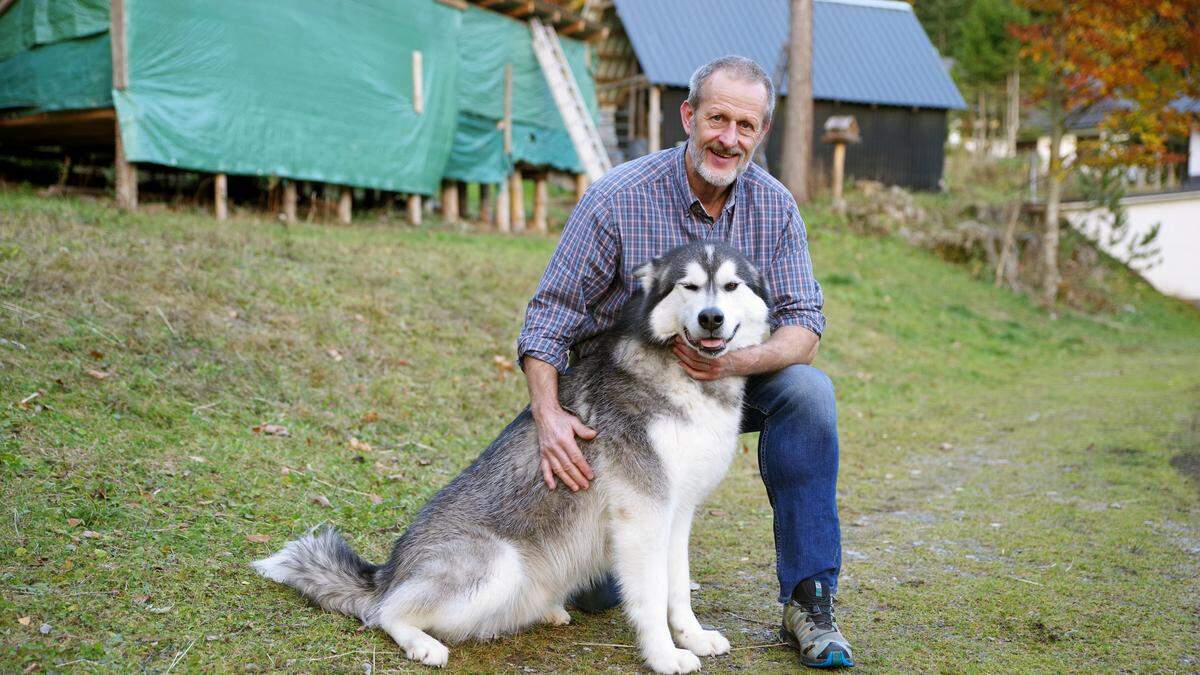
{"left": 781, "top": 578, "right": 854, "bottom": 668}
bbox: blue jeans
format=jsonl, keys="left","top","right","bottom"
{"left": 572, "top": 364, "right": 842, "bottom": 610}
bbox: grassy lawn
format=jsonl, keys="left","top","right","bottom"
{"left": 2, "top": 186, "right": 1198, "bottom": 672}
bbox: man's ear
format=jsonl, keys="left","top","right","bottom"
{"left": 680, "top": 100, "right": 694, "bottom": 134}
{"left": 634, "top": 257, "right": 661, "bottom": 294}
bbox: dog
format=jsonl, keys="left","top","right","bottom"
{"left": 253, "top": 241, "right": 772, "bottom": 674}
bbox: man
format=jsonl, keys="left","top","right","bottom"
{"left": 517, "top": 56, "right": 853, "bottom": 669}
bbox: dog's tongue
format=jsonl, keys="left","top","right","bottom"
{"left": 699, "top": 338, "right": 726, "bottom": 349}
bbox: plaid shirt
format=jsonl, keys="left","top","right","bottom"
{"left": 518, "top": 143, "right": 826, "bottom": 373}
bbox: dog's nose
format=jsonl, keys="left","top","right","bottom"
{"left": 698, "top": 308, "right": 724, "bottom": 331}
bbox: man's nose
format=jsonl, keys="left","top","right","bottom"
{"left": 717, "top": 124, "right": 738, "bottom": 148}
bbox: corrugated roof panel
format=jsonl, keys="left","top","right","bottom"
{"left": 613, "top": 0, "right": 966, "bottom": 110}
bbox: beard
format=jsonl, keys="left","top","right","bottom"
{"left": 688, "top": 133, "right": 756, "bottom": 188}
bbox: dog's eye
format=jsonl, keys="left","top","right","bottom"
{"left": 681, "top": 283, "right": 700, "bottom": 291}
{"left": 724, "top": 282, "right": 739, "bottom": 292}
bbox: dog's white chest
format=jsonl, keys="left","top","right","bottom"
{"left": 646, "top": 392, "right": 741, "bottom": 500}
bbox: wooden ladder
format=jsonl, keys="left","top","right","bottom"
{"left": 529, "top": 18, "right": 612, "bottom": 182}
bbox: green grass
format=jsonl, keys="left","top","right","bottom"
{"left": 1, "top": 186, "right": 1198, "bottom": 672}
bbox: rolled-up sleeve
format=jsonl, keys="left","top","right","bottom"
{"left": 517, "top": 188, "right": 619, "bottom": 373}
{"left": 769, "top": 206, "right": 826, "bottom": 337}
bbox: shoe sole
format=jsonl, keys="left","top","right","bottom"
{"left": 780, "top": 626, "right": 855, "bottom": 669}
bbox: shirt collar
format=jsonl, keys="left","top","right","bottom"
{"left": 674, "top": 141, "right": 743, "bottom": 221}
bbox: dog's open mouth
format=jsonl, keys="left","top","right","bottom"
{"left": 682, "top": 325, "right": 739, "bottom": 357}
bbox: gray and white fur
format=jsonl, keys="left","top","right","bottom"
{"left": 253, "top": 242, "right": 772, "bottom": 674}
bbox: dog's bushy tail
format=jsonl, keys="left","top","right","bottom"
{"left": 252, "top": 527, "right": 379, "bottom": 621}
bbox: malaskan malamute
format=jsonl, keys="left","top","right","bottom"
{"left": 253, "top": 241, "right": 771, "bottom": 674}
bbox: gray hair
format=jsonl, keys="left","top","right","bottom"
{"left": 687, "top": 55, "right": 776, "bottom": 125}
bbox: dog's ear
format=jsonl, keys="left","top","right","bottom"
{"left": 748, "top": 266, "right": 772, "bottom": 313}
{"left": 634, "top": 256, "right": 662, "bottom": 294}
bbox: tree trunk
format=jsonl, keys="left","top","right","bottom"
{"left": 1006, "top": 67, "right": 1020, "bottom": 157}
{"left": 781, "top": 0, "right": 813, "bottom": 203}
{"left": 1042, "top": 81, "right": 1064, "bottom": 308}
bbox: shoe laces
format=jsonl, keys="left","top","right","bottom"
{"left": 797, "top": 599, "right": 836, "bottom": 631}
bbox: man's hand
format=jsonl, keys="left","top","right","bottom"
{"left": 673, "top": 326, "right": 821, "bottom": 381}
{"left": 532, "top": 404, "right": 596, "bottom": 491}
{"left": 672, "top": 336, "right": 750, "bottom": 381}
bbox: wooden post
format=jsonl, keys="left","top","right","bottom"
{"left": 383, "top": 192, "right": 396, "bottom": 215}
{"left": 503, "top": 64, "right": 513, "bottom": 155}
{"left": 574, "top": 173, "right": 589, "bottom": 203}
{"left": 215, "top": 173, "right": 229, "bottom": 220}
{"left": 533, "top": 173, "right": 548, "bottom": 233}
{"left": 442, "top": 180, "right": 459, "bottom": 222}
{"left": 407, "top": 194, "right": 422, "bottom": 225}
{"left": 480, "top": 183, "right": 493, "bottom": 224}
{"left": 110, "top": 0, "right": 136, "bottom": 211}
{"left": 457, "top": 181, "right": 468, "bottom": 218}
{"left": 495, "top": 180, "right": 511, "bottom": 233}
{"left": 831, "top": 142, "right": 846, "bottom": 213}
{"left": 338, "top": 186, "right": 352, "bottom": 224}
{"left": 510, "top": 169, "right": 526, "bottom": 232}
{"left": 648, "top": 85, "right": 662, "bottom": 153}
{"left": 283, "top": 180, "right": 297, "bottom": 223}
{"left": 113, "top": 123, "right": 137, "bottom": 211}
{"left": 412, "top": 51, "right": 424, "bottom": 114}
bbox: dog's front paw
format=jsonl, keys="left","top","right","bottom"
{"left": 645, "top": 647, "right": 702, "bottom": 674}
{"left": 404, "top": 639, "right": 449, "bottom": 668}
{"left": 676, "top": 628, "right": 730, "bottom": 656}
{"left": 543, "top": 605, "right": 572, "bottom": 626}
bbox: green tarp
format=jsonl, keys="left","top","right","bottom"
{"left": 443, "top": 5, "right": 598, "bottom": 183}
{"left": 0, "top": 0, "right": 599, "bottom": 192}
{"left": 0, "top": 31, "right": 111, "bottom": 112}
{"left": 114, "top": 0, "right": 461, "bottom": 195}
{"left": 0, "top": 0, "right": 108, "bottom": 61}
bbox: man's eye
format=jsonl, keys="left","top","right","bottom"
{"left": 682, "top": 283, "right": 700, "bottom": 291}
{"left": 724, "top": 282, "right": 739, "bottom": 292}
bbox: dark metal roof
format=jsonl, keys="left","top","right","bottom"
{"left": 612, "top": 0, "right": 967, "bottom": 110}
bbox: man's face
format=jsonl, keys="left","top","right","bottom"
{"left": 680, "top": 70, "right": 771, "bottom": 189}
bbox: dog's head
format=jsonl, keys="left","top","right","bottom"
{"left": 631, "top": 242, "right": 771, "bottom": 358}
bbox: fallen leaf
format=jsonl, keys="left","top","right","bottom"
{"left": 88, "top": 350, "right": 104, "bottom": 360}
{"left": 132, "top": 595, "right": 150, "bottom": 604}
{"left": 227, "top": 309, "right": 240, "bottom": 319}
{"left": 492, "top": 355, "right": 515, "bottom": 377}
{"left": 326, "top": 348, "right": 344, "bottom": 362}
{"left": 354, "top": 313, "right": 367, "bottom": 323}
{"left": 939, "top": 442, "right": 953, "bottom": 451}
{"left": 246, "top": 534, "right": 271, "bottom": 543}
{"left": 708, "top": 509, "right": 727, "bottom": 517}
{"left": 348, "top": 437, "right": 373, "bottom": 453}
{"left": 417, "top": 458, "right": 431, "bottom": 466}
{"left": 189, "top": 455, "right": 206, "bottom": 463}
{"left": 84, "top": 369, "right": 111, "bottom": 380}
{"left": 395, "top": 358, "right": 412, "bottom": 367}
{"left": 310, "top": 494, "right": 332, "bottom": 508}
{"left": 361, "top": 411, "right": 379, "bottom": 424}
{"left": 61, "top": 560, "right": 73, "bottom": 571}
{"left": 252, "top": 424, "right": 289, "bottom": 437}
{"left": 38, "top": 623, "right": 50, "bottom": 635}
{"left": 81, "top": 530, "right": 100, "bottom": 539}
{"left": 21, "top": 662, "right": 37, "bottom": 674}
{"left": 17, "top": 616, "right": 30, "bottom": 626}
{"left": 369, "top": 494, "right": 383, "bottom": 505}
{"left": 66, "top": 518, "right": 81, "bottom": 527}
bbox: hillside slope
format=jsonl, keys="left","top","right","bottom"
{"left": 1, "top": 187, "right": 1197, "bottom": 672}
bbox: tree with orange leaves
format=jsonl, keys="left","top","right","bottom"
{"left": 1013, "top": 0, "right": 1200, "bottom": 307}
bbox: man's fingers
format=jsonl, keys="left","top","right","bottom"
{"left": 555, "top": 445, "right": 590, "bottom": 489}
{"left": 547, "top": 451, "right": 581, "bottom": 491}
{"left": 564, "top": 444, "right": 595, "bottom": 481}
{"left": 540, "top": 458, "right": 556, "bottom": 490}
{"left": 572, "top": 418, "right": 598, "bottom": 440}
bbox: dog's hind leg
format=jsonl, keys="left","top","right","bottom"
{"left": 666, "top": 505, "right": 730, "bottom": 657}
{"left": 378, "top": 616, "right": 449, "bottom": 668}
{"left": 609, "top": 500, "right": 701, "bottom": 674}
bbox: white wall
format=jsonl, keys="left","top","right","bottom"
{"left": 1064, "top": 191, "right": 1200, "bottom": 300}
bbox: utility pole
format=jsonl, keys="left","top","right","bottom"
{"left": 781, "top": 0, "right": 813, "bottom": 203}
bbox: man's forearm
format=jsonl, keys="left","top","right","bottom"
{"left": 524, "top": 356, "right": 562, "bottom": 415}
{"left": 735, "top": 325, "right": 820, "bottom": 376}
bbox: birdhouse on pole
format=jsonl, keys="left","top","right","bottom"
{"left": 822, "top": 116, "right": 860, "bottom": 212}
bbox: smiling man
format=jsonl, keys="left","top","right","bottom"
{"left": 518, "top": 56, "right": 853, "bottom": 669}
